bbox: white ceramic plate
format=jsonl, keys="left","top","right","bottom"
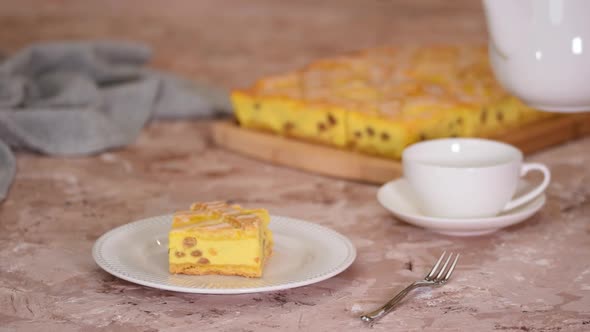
{"left": 377, "top": 178, "right": 546, "bottom": 236}
{"left": 92, "top": 215, "right": 356, "bottom": 294}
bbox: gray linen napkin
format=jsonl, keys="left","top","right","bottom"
{"left": 0, "top": 41, "right": 232, "bottom": 201}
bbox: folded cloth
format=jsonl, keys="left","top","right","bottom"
{"left": 0, "top": 41, "right": 232, "bottom": 201}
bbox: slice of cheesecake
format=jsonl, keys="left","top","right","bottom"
{"left": 168, "top": 201, "right": 273, "bottom": 278}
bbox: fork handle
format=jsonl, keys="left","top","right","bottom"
{"left": 360, "top": 281, "right": 428, "bottom": 323}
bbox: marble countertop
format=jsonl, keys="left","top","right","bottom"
{"left": 2, "top": 121, "right": 589, "bottom": 331}
{"left": 1, "top": 1, "right": 590, "bottom": 331}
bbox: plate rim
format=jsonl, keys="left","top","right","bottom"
{"left": 377, "top": 178, "right": 546, "bottom": 232}
{"left": 92, "top": 214, "right": 357, "bottom": 294}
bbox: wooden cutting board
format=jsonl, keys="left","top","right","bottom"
{"left": 212, "top": 114, "right": 590, "bottom": 184}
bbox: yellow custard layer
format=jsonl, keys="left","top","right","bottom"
{"left": 168, "top": 201, "right": 273, "bottom": 278}
{"left": 232, "top": 45, "right": 557, "bottom": 159}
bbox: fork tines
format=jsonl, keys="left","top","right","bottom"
{"left": 426, "top": 251, "right": 460, "bottom": 283}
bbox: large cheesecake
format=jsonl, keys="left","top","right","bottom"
{"left": 232, "top": 45, "right": 555, "bottom": 159}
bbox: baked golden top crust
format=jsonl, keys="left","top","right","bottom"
{"left": 244, "top": 45, "right": 506, "bottom": 119}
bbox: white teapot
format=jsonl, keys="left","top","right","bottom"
{"left": 483, "top": 0, "right": 590, "bottom": 113}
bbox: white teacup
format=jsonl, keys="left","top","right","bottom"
{"left": 402, "top": 138, "right": 550, "bottom": 219}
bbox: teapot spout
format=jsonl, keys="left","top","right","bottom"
{"left": 482, "top": 0, "right": 531, "bottom": 57}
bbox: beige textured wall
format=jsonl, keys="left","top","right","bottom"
{"left": 0, "top": 0, "right": 487, "bottom": 88}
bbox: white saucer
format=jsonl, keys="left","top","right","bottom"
{"left": 377, "top": 178, "right": 546, "bottom": 236}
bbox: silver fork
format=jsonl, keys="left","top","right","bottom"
{"left": 360, "top": 251, "right": 460, "bottom": 323}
